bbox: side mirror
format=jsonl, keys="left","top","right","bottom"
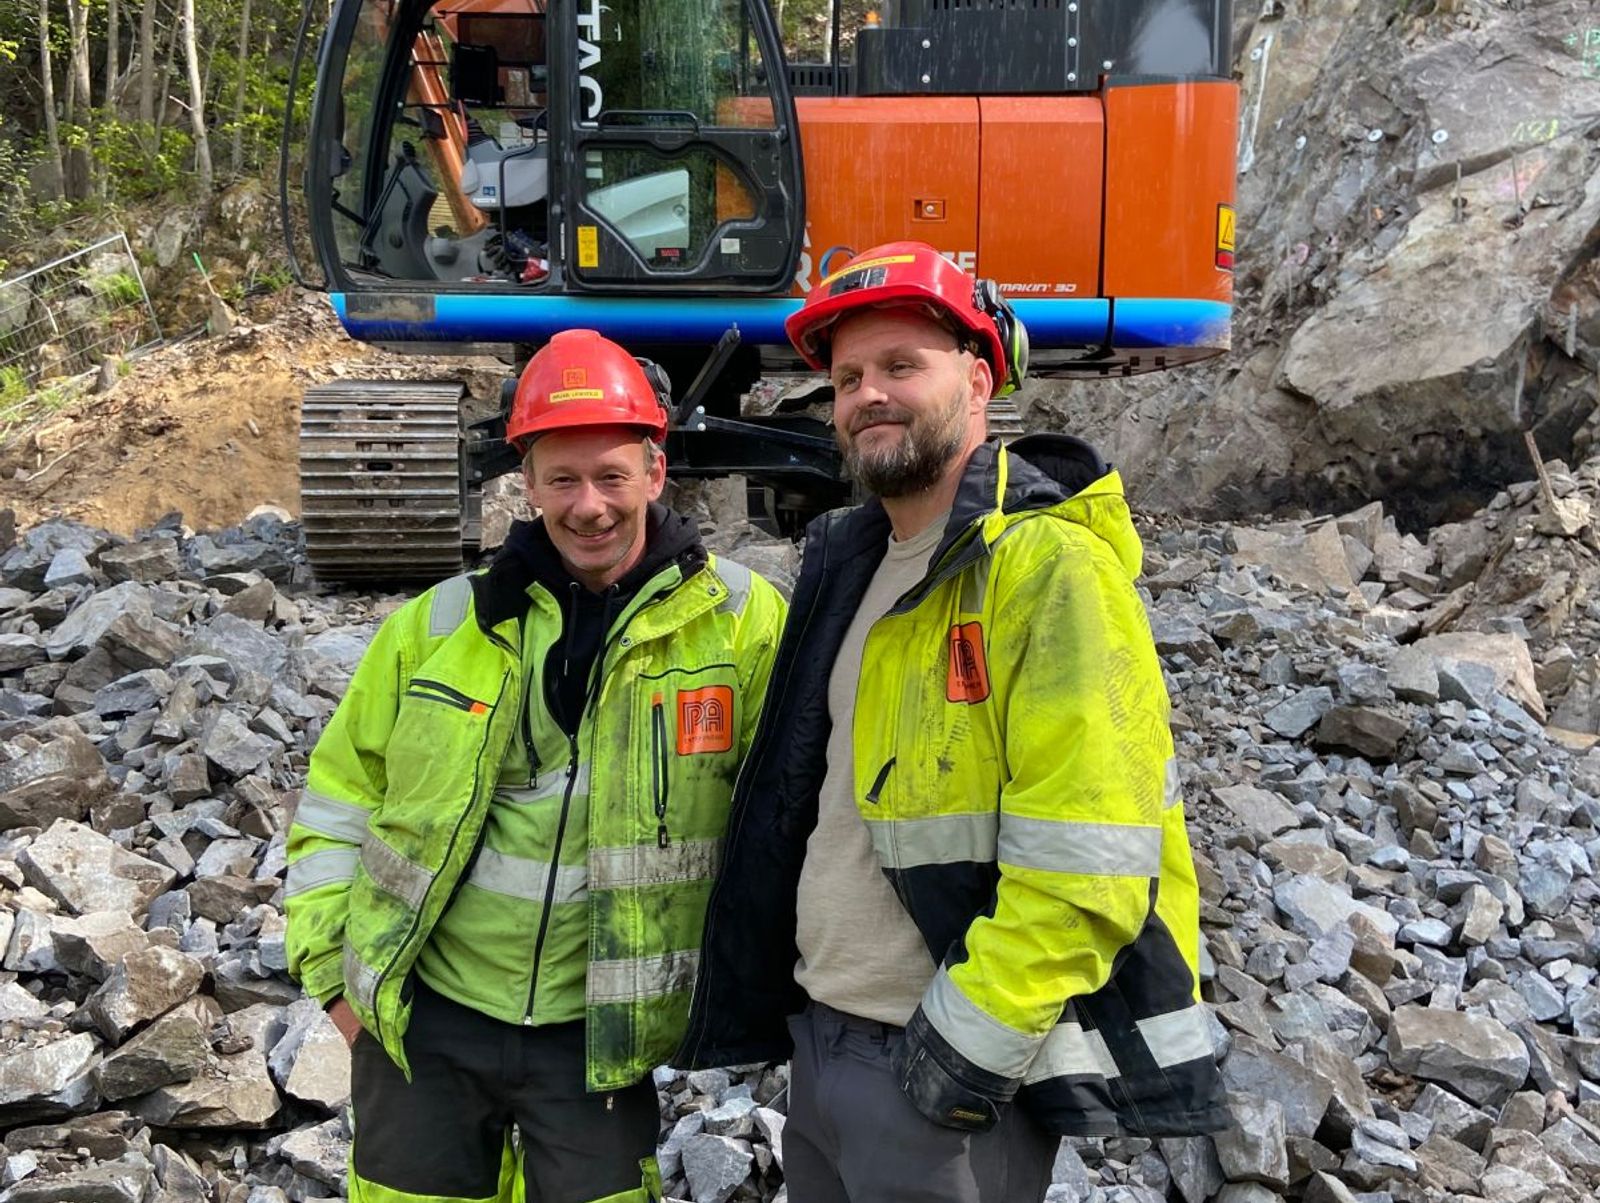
{"left": 418, "top": 107, "right": 447, "bottom": 140}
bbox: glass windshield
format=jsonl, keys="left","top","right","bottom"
{"left": 576, "top": 0, "right": 777, "bottom": 127}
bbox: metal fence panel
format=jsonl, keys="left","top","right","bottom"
{"left": 0, "top": 233, "right": 163, "bottom": 388}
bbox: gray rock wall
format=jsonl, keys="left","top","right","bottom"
{"left": 1024, "top": 0, "right": 1600, "bottom": 529}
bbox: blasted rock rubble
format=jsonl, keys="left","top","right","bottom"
{"left": 7, "top": 464, "right": 1600, "bottom": 1203}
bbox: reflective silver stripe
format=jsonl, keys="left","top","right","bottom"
{"left": 429, "top": 573, "right": 473, "bottom": 638}
{"left": 1023, "top": 1022, "right": 1121, "bottom": 1083}
{"left": 922, "top": 968, "right": 1047, "bottom": 1079}
{"left": 341, "top": 940, "right": 380, "bottom": 1010}
{"left": 359, "top": 839, "right": 433, "bottom": 910}
{"left": 1164, "top": 758, "right": 1182, "bottom": 810}
{"left": 468, "top": 847, "right": 588, "bottom": 905}
{"left": 865, "top": 812, "right": 998, "bottom": 869}
{"left": 1138, "top": 1007, "right": 1215, "bottom": 1068}
{"left": 589, "top": 949, "right": 699, "bottom": 1005}
{"left": 998, "top": 818, "right": 1162, "bottom": 878}
{"left": 284, "top": 847, "right": 359, "bottom": 897}
{"left": 293, "top": 789, "right": 371, "bottom": 844}
{"left": 590, "top": 838, "right": 720, "bottom": 891}
{"left": 714, "top": 557, "right": 752, "bottom": 616}
{"left": 498, "top": 763, "right": 590, "bottom": 806}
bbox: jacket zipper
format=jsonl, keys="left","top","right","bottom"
{"left": 864, "top": 758, "right": 914, "bottom": 911}
{"left": 524, "top": 729, "right": 582, "bottom": 1025}
{"left": 864, "top": 757, "right": 895, "bottom": 804}
{"left": 522, "top": 586, "right": 671, "bottom": 1026}
{"left": 406, "top": 678, "right": 489, "bottom": 713}
{"left": 651, "top": 694, "right": 672, "bottom": 848}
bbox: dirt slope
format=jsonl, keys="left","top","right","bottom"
{"left": 0, "top": 291, "right": 502, "bottom": 536}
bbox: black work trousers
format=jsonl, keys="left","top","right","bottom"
{"left": 785, "top": 1002, "right": 1058, "bottom": 1203}
{"left": 349, "top": 981, "right": 660, "bottom": 1203}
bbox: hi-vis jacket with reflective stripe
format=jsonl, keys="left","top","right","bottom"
{"left": 681, "top": 436, "right": 1227, "bottom": 1137}
{"left": 284, "top": 543, "right": 783, "bottom": 1091}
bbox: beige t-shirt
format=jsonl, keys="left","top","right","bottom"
{"left": 793, "top": 514, "right": 945, "bottom": 1025}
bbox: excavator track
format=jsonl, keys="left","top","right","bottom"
{"left": 988, "top": 397, "right": 1026, "bottom": 442}
{"left": 299, "top": 381, "right": 468, "bottom": 582}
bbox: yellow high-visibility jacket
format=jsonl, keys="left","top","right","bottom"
{"left": 286, "top": 523, "right": 784, "bottom": 1090}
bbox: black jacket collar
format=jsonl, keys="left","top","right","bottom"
{"left": 471, "top": 502, "right": 707, "bottom": 632}
{"left": 811, "top": 433, "right": 1111, "bottom": 573}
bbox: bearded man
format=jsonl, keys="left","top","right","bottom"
{"left": 678, "top": 243, "right": 1226, "bottom": 1203}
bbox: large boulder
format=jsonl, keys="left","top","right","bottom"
{"left": 1024, "top": 0, "right": 1600, "bottom": 525}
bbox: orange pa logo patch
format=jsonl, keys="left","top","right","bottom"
{"left": 677, "top": 686, "right": 734, "bottom": 754}
{"left": 562, "top": 367, "right": 587, "bottom": 388}
{"left": 946, "top": 622, "right": 990, "bottom": 703}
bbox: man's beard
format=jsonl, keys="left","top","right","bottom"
{"left": 838, "top": 387, "right": 969, "bottom": 499}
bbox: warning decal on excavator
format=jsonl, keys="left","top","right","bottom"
{"left": 549, "top": 388, "right": 605, "bottom": 404}
{"left": 578, "top": 225, "right": 600, "bottom": 268}
{"left": 820, "top": 253, "right": 915, "bottom": 288}
{"left": 1216, "top": 205, "right": 1236, "bottom": 270}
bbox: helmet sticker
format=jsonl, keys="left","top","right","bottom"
{"left": 547, "top": 388, "right": 606, "bottom": 403}
{"left": 820, "top": 252, "right": 915, "bottom": 289}
{"left": 829, "top": 265, "right": 889, "bottom": 297}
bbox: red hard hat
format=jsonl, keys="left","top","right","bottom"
{"left": 784, "top": 241, "right": 1022, "bottom": 395}
{"left": 507, "top": 329, "right": 670, "bottom": 454}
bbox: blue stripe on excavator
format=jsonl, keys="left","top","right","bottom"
{"left": 329, "top": 293, "right": 1229, "bottom": 351}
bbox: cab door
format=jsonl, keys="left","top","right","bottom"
{"left": 556, "top": 0, "right": 804, "bottom": 291}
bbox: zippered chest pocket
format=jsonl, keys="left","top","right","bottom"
{"left": 407, "top": 677, "right": 492, "bottom": 715}
{"left": 387, "top": 673, "right": 506, "bottom": 826}
{"left": 634, "top": 665, "right": 742, "bottom": 849}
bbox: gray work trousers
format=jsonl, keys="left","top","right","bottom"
{"left": 784, "top": 1001, "right": 1058, "bottom": 1203}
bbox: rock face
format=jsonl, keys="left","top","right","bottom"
{"left": 10, "top": 464, "right": 1600, "bottom": 1201}
{"left": 1023, "top": 0, "right": 1600, "bottom": 527}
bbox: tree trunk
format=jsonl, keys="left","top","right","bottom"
{"left": 138, "top": 0, "right": 157, "bottom": 126}
{"left": 154, "top": 1, "right": 184, "bottom": 139}
{"left": 104, "top": 0, "right": 120, "bottom": 111}
{"left": 229, "top": 0, "right": 252, "bottom": 172}
{"left": 181, "top": 0, "right": 212, "bottom": 195}
{"left": 248, "top": 19, "right": 275, "bottom": 172}
{"left": 64, "top": 0, "right": 94, "bottom": 198}
{"left": 37, "top": 0, "right": 65, "bottom": 199}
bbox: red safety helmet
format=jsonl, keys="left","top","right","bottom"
{"left": 784, "top": 240, "right": 1028, "bottom": 397}
{"left": 507, "top": 329, "right": 672, "bottom": 455}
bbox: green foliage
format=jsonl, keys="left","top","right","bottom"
{"left": 90, "top": 119, "right": 196, "bottom": 201}
{"left": 252, "top": 263, "right": 295, "bottom": 293}
{"left": 0, "top": 365, "right": 26, "bottom": 411}
{"left": 91, "top": 270, "right": 145, "bottom": 306}
{"left": 0, "top": 377, "right": 77, "bottom": 441}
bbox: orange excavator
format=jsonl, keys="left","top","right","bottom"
{"left": 281, "top": 0, "right": 1238, "bottom": 580}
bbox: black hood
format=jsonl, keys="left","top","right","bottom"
{"left": 473, "top": 502, "right": 706, "bottom": 630}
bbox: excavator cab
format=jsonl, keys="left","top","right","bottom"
{"left": 303, "top": 0, "right": 803, "bottom": 294}
{"left": 283, "top": 0, "right": 1237, "bottom": 580}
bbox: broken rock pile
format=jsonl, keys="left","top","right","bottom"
{"left": 4, "top": 449, "right": 1600, "bottom": 1200}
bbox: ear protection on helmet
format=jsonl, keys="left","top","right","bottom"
{"left": 973, "top": 278, "right": 1029, "bottom": 398}
{"left": 633, "top": 356, "right": 674, "bottom": 419}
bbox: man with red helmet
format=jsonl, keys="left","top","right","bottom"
{"left": 285, "top": 329, "right": 785, "bottom": 1203}
{"left": 680, "top": 243, "right": 1225, "bottom": 1200}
